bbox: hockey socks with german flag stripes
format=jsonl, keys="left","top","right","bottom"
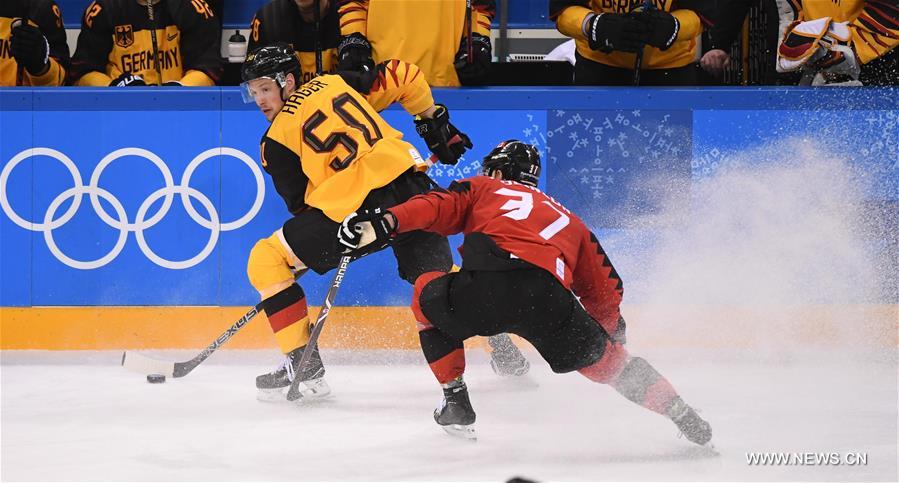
{"left": 262, "top": 283, "right": 311, "bottom": 354}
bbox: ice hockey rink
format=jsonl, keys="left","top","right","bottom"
{"left": 1, "top": 344, "right": 896, "bottom": 482}
{"left": 3, "top": 145, "right": 898, "bottom": 482}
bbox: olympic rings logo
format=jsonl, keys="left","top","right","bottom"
{"left": 1, "top": 147, "right": 265, "bottom": 270}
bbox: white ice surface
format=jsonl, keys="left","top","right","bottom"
{"left": 1, "top": 349, "right": 896, "bottom": 482}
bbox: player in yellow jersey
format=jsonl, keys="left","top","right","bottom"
{"left": 775, "top": 0, "right": 898, "bottom": 85}
{"left": 240, "top": 43, "right": 530, "bottom": 402}
{"left": 336, "top": 0, "right": 495, "bottom": 87}
{"left": 0, "top": 0, "right": 70, "bottom": 86}
{"left": 70, "top": 0, "right": 221, "bottom": 86}
{"left": 550, "top": 0, "right": 714, "bottom": 85}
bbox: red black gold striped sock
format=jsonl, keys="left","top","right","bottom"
{"left": 262, "top": 283, "right": 311, "bottom": 354}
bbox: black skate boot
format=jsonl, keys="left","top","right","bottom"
{"left": 668, "top": 397, "right": 712, "bottom": 446}
{"left": 434, "top": 377, "right": 477, "bottom": 440}
{"left": 488, "top": 333, "right": 530, "bottom": 377}
{"left": 256, "top": 345, "right": 331, "bottom": 403}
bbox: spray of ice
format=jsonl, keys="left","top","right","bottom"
{"left": 605, "top": 138, "right": 896, "bottom": 355}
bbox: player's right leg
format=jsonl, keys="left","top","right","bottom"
{"left": 555, "top": 307, "right": 713, "bottom": 445}
{"left": 246, "top": 223, "right": 333, "bottom": 403}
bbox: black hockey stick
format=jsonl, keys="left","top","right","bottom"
{"left": 121, "top": 303, "right": 262, "bottom": 377}
{"left": 146, "top": 0, "right": 163, "bottom": 85}
{"left": 313, "top": 0, "right": 323, "bottom": 76}
{"left": 286, "top": 255, "right": 351, "bottom": 401}
{"left": 632, "top": 0, "right": 653, "bottom": 86}
{"left": 465, "top": 0, "right": 473, "bottom": 64}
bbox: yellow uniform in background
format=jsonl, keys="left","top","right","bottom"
{"left": 797, "top": 0, "right": 898, "bottom": 64}
{"left": 338, "top": 0, "right": 494, "bottom": 86}
{"left": 551, "top": 0, "right": 714, "bottom": 69}
{"left": 0, "top": 0, "right": 69, "bottom": 86}
{"left": 71, "top": 0, "right": 221, "bottom": 86}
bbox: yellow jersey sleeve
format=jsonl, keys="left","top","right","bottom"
{"left": 338, "top": 0, "right": 368, "bottom": 36}
{"left": 849, "top": 0, "right": 899, "bottom": 64}
{"left": 364, "top": 59, "right": 434, "bottom": 115}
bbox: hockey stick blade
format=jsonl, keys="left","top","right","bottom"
{"left": 121, "top": 304, "right": 262, "bottom": 378}
{"left": 286, "top": 256, "right": 351, "bottom": 401}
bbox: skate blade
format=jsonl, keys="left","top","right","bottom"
{"left": 257, "top": 379, "right": 332, "bottom": 404}
{"left": 290, "top": 379, "right": 332, "bottom": 405}
{"left": 256, "top": 387, "right": 289, "bottom": 403}
{"left": 441, "top": 424, "right": 477, "bottom": 441}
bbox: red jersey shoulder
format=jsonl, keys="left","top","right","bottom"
{"left": 456, "top": 175, "right": 590, "bottom": 240}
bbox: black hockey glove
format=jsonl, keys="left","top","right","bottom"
{"left": 454, "top": 32, "right": 492, "bottom": 85}
{"left": 631, "top": 10, "right": 680, "bottom": 51}
{"left": 10, "top": 20, "right": 50, "bottom": 76}
{"left": 584, "top": 13, "right": 648, "bottom": 53}
{"left": 109, "top": 73, "right": 147, "bottom": 87}
{"left": 337, "top": 33, "right": 373, "bottom": 72}
{"left": 337, "top": 33, "right": 376, "bottom": 94}
{"left": 338, "top": 63, "right": 377, "bottom": 94}
{"left": 414, "top": 105, "right": 472, "bottom": 166}
{"left": 339, "top": 208, "right": 397, "bottom": 256}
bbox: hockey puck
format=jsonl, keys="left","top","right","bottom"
{"left": 147, "top": 374, "right": 166, "bottom": 384}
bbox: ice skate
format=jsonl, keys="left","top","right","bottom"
{"left": 668, "top": 397, "right": 712, "bottom": 446}
{"left": 434, "top": 378, "right": 477, "bottom": 441}
{"left": 256, "top": 345, "right": 331, "bottom": 403}
{"left": 488, "top": 334, "right": 530, "bottom": 377}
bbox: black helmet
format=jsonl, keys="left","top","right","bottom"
{"left": 481, "top": 140, "right": 541, "bottom": 186}
{"left": 240, "top": 43, "right": 301, "bottom": 102}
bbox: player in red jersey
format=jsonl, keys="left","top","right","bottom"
{"left": 338, "top": 140, "right": 712, "bottom": 444}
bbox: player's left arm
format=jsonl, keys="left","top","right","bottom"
{"left": 848, "top": 0, "right": 899, "bottom": 64}
{"left": 170, "top": 0, "right": 222, "bottom": 86}
{"left": 357, "top": 59, "right": 472, "bottom": 165}
{"left": 361, "top": 60, "right": 434, "bottom": 114}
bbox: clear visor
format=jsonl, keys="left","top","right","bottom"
{"left": 239, "top": 73, "right": 287, "bottom": 103}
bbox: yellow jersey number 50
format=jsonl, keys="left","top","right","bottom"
{"left": 303, "top": 93, "right": 384, "bottom": 171}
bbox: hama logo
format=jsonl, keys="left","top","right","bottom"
{"left": 114, "top": 25, "right": 134, "bottom": 48}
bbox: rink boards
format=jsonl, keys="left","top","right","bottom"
{"left": 1, "top": 87, "right": 896, "bottom": 349}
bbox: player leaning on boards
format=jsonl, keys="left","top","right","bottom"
{"left": 339, "top": 141, "right": 713, "bottom": 444}
{"left": 69, "top": 0, "right": 221, "bottom": 86}
{"left": 0, "top": 0, "right": 70, "bottom": 86}
{"left": 240, "top": 43, "right": 528, "bottom": 403}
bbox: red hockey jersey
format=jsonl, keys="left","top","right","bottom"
{"left": 389, "top": 175, "right": 623, "bottom": 333}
